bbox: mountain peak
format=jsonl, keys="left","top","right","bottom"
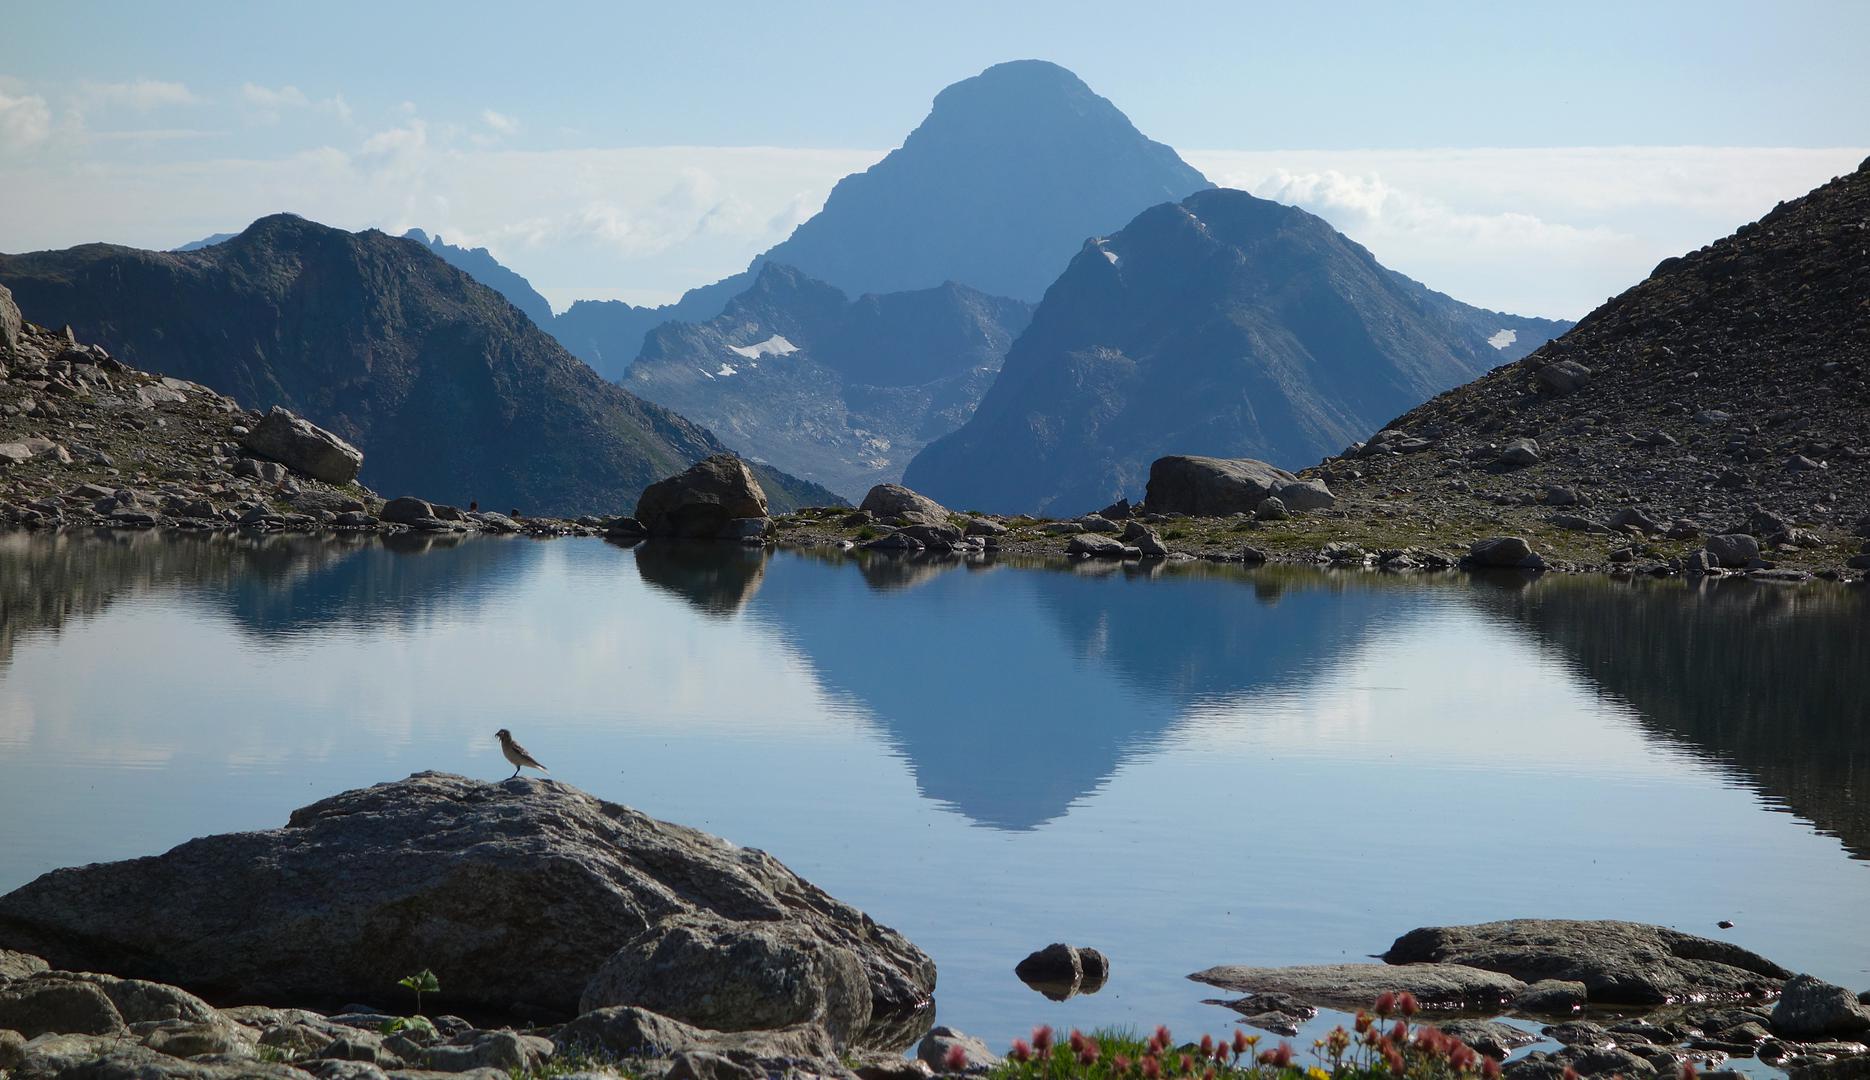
{"left": 753, "top": 61, "right": 1210, "bottom": 303}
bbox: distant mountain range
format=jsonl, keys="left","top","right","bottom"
{"left": 172, "top": 232, "right": 238, "bottom": 252}
{"left": 626, "top": 263, "right": 1032, "bottom": 499}
{"left": 403, "top": 228, "right": 557, "bottom": 330}
{"left": 543, "top": 59, "right": 1212, "bottom": 377}
{"left": 903, "top": 187, "right": 1572, "bottom": 515}
{"left": 0, "top": 215, "right": 838, "bottom": 516}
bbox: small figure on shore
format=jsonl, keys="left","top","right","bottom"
{"left": 495, "top": 728, "right": 548, "bottom": 780}
{"left": 469, "top": 500, "right": 478, "bottom": 512}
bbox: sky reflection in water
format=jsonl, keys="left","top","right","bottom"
{"left": 0, "top": 532, "right": 1865, "bottom": 1053}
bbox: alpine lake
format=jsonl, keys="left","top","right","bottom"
{"left": 2, "top": 530, "right": 1866, "bottom": 1070}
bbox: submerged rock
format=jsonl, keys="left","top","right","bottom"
{"left": 1189, "top": 962, "right": 1525, "bottom": 1010}
{"left": 0, "top": 773, "right": 934, "bottom": 1034}
{"left": 1382, "top": 920, "right": 1790, "bottom": 1005}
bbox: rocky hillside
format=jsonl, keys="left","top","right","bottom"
{"left": 1309, "top": 156, "right": 1870, "bottom": 557}
{"left": 627, "top": 263, "right": 1032, "bottom": 499}
{"left": 0, "top": 215, "right": 838, "bottom": 516}
{"left": 548, "top": 59, "right": 1210, "bottom": 373}
{"left": 904, "top": 187, "right": 1570, "bottom": 515}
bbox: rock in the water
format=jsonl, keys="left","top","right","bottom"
{"left": 1144, "top": 456, "right": 1300, "bottom": 517}
{"left": 0, "top": 773, "right": 934, "bottom": 1029}
{"left": 917, "top": 1026, "right": 1001, "bottom": 1073}
{"left": 637, "top": 455, "right": 770, "bottom": 539}
{"left": 240, "top": 406, "right": 364, "bottom": 484}
{"left": 1514, "top": 979, "right": 1589, "bottom": 1014}
{"left": 581, "top": 912, "right": 873, "bottom": 1043}
{"left": 1382, "top": 920, "right": 1790, "bottom": 1005}
{"left": 1438, "top": 1019, "right": 1543, "bottom": 1059}
{"left": 1211, "top": 992, "right": 1317, "bottom": 1037}
{"left": 1704, "top": 534, "right": 1761, "bottom": 569}
{"left": 1773, "top": 974, "right": 1870, "bottom": 1038}
{"left": 1014, "top": 944, "right": 1082, "bottom": 984}
{"left": 1188, "top": 962, "right": 1526, "bottom": 1010}
{"left": 859, "top": 484, "right": 952, "bottom": 529}
{"left": 1468, "top": 536, "right": 1544, "bottom": 569}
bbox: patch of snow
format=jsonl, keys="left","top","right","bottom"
{"left": 698, "top": 368, "right": 715, "bottom": 379}
{"left": 1488, "top": 328, "right": 1518, "bottom": 350}
{"left": 729, "top": 334, "right": 798, "bottom": 360}
{"left": 1102, "top": 248, "right": 1120, "bottom": 265}
{"left": 715, "top": 363, "right": 738, "bottom": 378}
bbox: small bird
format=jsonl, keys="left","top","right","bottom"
{"left": 495, "top": 728, "right": 548, "bottom": 780}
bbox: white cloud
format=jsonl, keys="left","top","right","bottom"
{"left": 242, "top": 83, "right": 310, "bottom": 109}
{"left": 0, "top": 89, "right": 51, "bottom": 151}
{"left": 481, "top": 109, "right": 518, "bottom": 135}
{"left": 79, "top": 79, "right": 201, "bottom": 111}
{"left": 1187, "top": 146, "right": 1867, "bottom": 317}
{"left": 240, "top": 83, "right": 352, "bottom": 125}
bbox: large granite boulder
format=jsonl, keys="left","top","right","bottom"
{"left": 637, "top": 455, "right": 770, "bottom": 539}
{"left": 1382, "top": 920, "right": 1790, "bottom": 1004}
{"left": 239, "top": 407, "right": 364, "bottom": 484}
{"left": 0, "top": 773, "right": 934, "bottom": 1036}
{"left": 581, "top": 913, "right": 871, "bottom": 1042}
{"left": 1144, "top": 456, "right": 1299, "bottom": 517}
{"left": 858, "top": 485, "right": 952, "bottom": 529}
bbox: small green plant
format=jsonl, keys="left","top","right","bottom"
{"left": 855, "top": 525, "right": 880, "bottom": 541}
{"left": 399, "top": 968, "right": 440, "bottom": 1015}
{"left": 1162, "top": 528, "right": 1189, "bottom": 541}
{"left": 380, "top": 968, "right": 442, "bottom": 1039}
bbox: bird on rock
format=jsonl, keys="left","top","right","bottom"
{"left": 495, "top": 728, "right": 548, "bottom": 780}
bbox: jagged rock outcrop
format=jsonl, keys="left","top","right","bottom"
{"left": 0, "top": 773, "right": 935, "bottom": 1030}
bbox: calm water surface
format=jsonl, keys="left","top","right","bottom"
{"left": 2, "top": 532, "right": 1867, "bottom": 1057}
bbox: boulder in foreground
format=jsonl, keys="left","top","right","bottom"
{"left": 1382, "top": 919, "right": 1789, "bottom": 1004}
{"left": 0, "top": 772, "right": 934, "bottom": 1040}
{"left": 637, "top": 454, "right": 771, "bottom": 539}
{"left": 1145, "top": 456, "right": 1300, "bottom": 517}
{"left": 239, "top": 406, "right": 364, "bottom": 484}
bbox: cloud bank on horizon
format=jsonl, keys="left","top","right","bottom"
{"left": 0, "top": 69, "right": 1861, "bottom": 320}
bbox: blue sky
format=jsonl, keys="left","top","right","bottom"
{"left": 3, "top": 1, "right": 1867, "bottom": 316}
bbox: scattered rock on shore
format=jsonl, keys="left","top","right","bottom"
{"left": 1144, "top": 456, "right": 1300, "bottom": 517}
{"left": 239, "top": 406, "right": 364, "bottom": 484}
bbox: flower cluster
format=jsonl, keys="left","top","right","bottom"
{"left": 985, "top": 993, "right": 1518, "bottom": 1080}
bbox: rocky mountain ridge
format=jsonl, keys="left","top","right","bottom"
{"left": 0, "top": 216, "right": 838, "bottom": 516}
{"left": 904, "top": 187, "right": 1571, "bottom": 515}
{"left": 626, "top": 263, "right": 1032, "bottom": 498}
